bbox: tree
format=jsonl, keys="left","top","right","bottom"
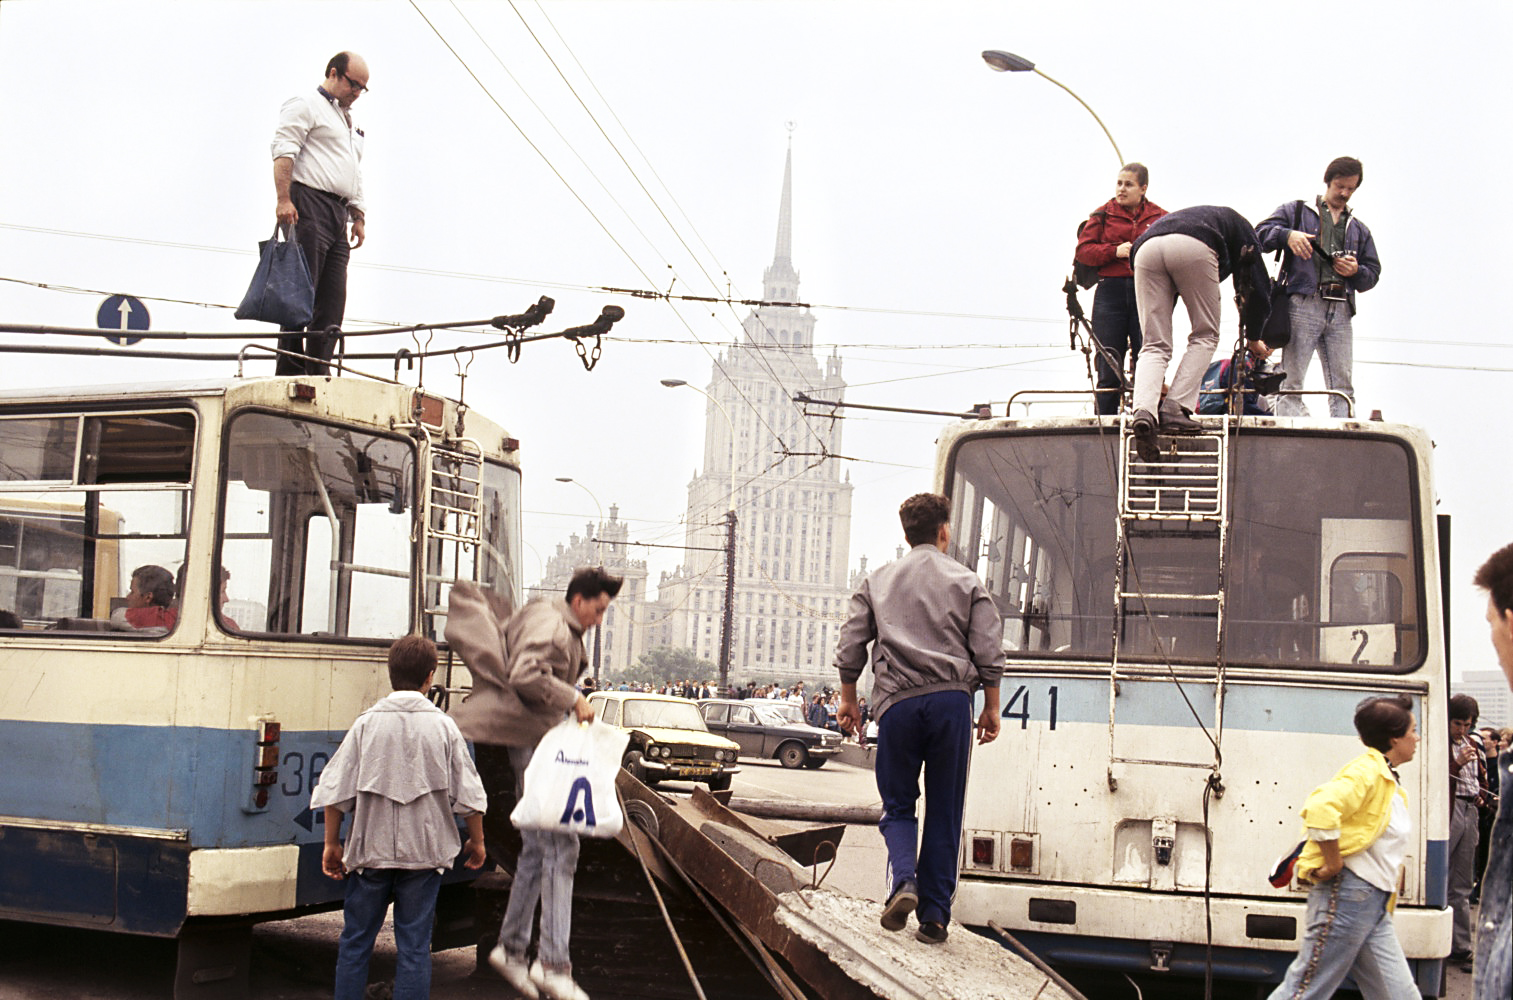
{"left": 616, "top": 646, "right": 716, "bottom": 688}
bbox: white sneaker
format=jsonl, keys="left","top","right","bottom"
{"left": 530, "top": 961, "right": 590, "bottom": 1000}
{"left": 488, "top": 945, "right": 539, "bottom": 999}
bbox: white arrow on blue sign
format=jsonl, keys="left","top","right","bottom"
{"left": 97, "top": 294, "right": 150, "bottom": 345}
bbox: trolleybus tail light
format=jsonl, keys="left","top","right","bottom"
{"left": 1009, "top": 837, "right": 1035, "bottom": 870}
{"left": 971, "top": 836, "right": 995, "bottom": 867}
{"left": 245, "top": 719, "right": 281, "bottom": 813}
{"left": 414, "top": 392, "right": 444, "bottom": 428}
{"left": 289, "top": 383, "right": 317, "bottom": 402}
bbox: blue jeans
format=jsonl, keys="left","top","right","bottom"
{"left": 334, "top": 867, "right": 443, "bottom": 1000}
{"left": 1276, "top": 292, "right": 1353, "bottom": 418}
{"left": 497, "top": 743, "right": 581, "bottom": 970}
{"left": 1091, "top": 277, "right": 1141, "bottom": 416}
{"left": 875, "top": 690, "right": 972, "bottom": 925}
{"left": 1267, "top": 868, "right": 1418, "bottom": 1000}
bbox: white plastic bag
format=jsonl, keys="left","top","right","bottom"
{"left": 510, "top": 719, "right": 630, "bottom": 838}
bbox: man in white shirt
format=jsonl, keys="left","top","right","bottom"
{"left": 270, "top": 51, "right": 368, "bottom": 375}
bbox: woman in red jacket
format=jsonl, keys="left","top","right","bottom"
{"left": 1074, "top": 164, "right": 1166, "bottom": 415}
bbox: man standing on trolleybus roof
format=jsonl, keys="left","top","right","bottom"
{"left": 1472, "top": 542, "right": 1513, "bottom": 1000}
{"left": 1255, "top": 157, "right": 1381, "bottom": 418}
{"left": 270, "top": 51, "right": 369, "bottom": 377}
{"left": 835, "top": 493, "right": 1002, "bottom": 945}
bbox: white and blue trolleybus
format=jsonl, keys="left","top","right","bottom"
{"left": 940, "top": 405, "right": 1453, "bottom": 996}
{"left": 0, "top": 375, "right": 520, "bottom": 996}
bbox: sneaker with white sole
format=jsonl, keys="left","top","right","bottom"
{"left": 530, "top": 961, "right": 590, "bottom": 1000}
{"left": 488, "top": 945, "right": 539, "bottom": 999}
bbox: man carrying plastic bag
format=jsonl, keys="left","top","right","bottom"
{"left": 447, "top": 567, "right": 623, "bottom": 1000}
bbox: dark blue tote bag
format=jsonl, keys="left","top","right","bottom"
{"left": 235, "top": 223, "right": 314, "bottom": 327}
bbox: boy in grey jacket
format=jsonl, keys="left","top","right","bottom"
{"left": 311, "top": 635, "right": 487, "bottom": 1000}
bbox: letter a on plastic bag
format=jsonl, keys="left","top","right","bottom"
{"left": 510, "top": 719, "right": 629, "bottom": 838}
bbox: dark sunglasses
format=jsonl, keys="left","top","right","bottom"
{"left": 342, "top": 72, "right": 369, "bottom": 94}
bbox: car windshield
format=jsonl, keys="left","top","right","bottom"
{"left": 754, "top": 707, "right": 789, "bottom": 726}
{"left": 622, "top": 699, "right": 708, "bottom": 731}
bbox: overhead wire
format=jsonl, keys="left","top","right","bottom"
{"left": 498, "top": 0, "right": 834, "bottom": 461}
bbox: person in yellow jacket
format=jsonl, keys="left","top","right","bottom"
{"left": 1268, "top": 695, "right": 1421, "bottom": 1000}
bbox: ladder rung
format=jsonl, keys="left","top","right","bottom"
{"left": 1118, "top": 591, "right": 1221, "bottom": 602}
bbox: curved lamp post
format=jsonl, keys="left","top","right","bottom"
{"left": 661, "top": 378, "right": 736, "bottom": 694}
{"left": 555, "top": 476, "right": 604, "bottom": 682}
{"left": 981, "top": 49, "right": 1123, "bottom": 166}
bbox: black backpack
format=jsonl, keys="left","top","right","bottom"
{"left": 1071, "top": 209, "right": 1107, "bottom": 290}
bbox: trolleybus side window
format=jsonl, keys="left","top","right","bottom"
{"left": 219, "top": 411, "right": 414, "bottom": 640}
{"left": 0, "top": 411, "right": 194, "bottom": 634}
{"left": 946, "top": 430, "right": 1422, "bottom": 672}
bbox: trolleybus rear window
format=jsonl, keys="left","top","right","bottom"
{"left": 945, "top": 430, "right": 1423, "bottom": 672}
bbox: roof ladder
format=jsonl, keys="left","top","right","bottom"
{"left": 1107, "top": 411, "right": 1234, "bottom": 788}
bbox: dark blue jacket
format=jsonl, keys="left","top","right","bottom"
{"left": 1255, "top": 199, "right": 1380, "bottom": 316}
{"left": 1131, "top": 205, "right": 1272, "bottom": 338}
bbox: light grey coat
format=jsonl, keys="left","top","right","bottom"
{"left": 310, "top": 691, "right": 487, "bottom": 871}
{"left": 834, "top": 544, "right": 1004, "bottom": 721}
{"left": 447, "top": 582, "right": 585, "bottom": 748}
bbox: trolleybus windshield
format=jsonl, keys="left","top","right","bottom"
{"left": 945, "top": 429, "right": 1423, "bottom": 672}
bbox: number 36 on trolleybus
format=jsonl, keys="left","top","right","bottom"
{"left": 0, "top": 375, "right": 520, "bottom": 996}
{"left": 938, "top": 406, "right": 1454, "bottom": 996}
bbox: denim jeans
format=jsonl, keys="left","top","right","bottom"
{"left": 1091, "top": 276, "right": 1141, "bottom": 416}
{"left": 1275, "top": 293, "right": 1353, "bottom": 418}
{"left": 496, "top": 742, "right": 581, "bottom": 970}
{"left": 875, "top": 690, "right": 972, "bottom": 926}
{"left": 1473, "top": 748, "right": 1512, "bottom": 1000}
{"left": 1266, "top": 868, "right": 1418, "bottom": 1000}
{"left": 334, "top": 867, "right": 443, "bottom": 1000}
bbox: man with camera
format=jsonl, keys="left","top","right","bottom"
{"left": 1255, "top": 157, "right": 1381, "bottom": 418}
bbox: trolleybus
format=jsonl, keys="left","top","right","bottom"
{"left": 0, "top": 375, "right": 520, "bottom": 996}
{"left": 942, "top": 407, "right": 1453, "bottom": 996}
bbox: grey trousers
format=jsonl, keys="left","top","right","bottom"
{"left": 1132, "top": 233, "right": 1221, "bottom": 415}
{"left": 1449, "top": 797, "right": 1480, "bottom": 953}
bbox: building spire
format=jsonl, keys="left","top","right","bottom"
{"left": 773, "top": 127, "right": 794, "bottom": 267}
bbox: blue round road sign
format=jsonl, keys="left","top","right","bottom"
{"left": 98, "top": 294, "right": 150, "bottom": 345}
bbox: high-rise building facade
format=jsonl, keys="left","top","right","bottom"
{"left": 657, "top": 147, "right": 854, "bottom": 687}
{"left": 533, "top": 504, "right": 649, "bottom": 682}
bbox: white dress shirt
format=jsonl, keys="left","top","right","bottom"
{"left": 271, "top": 87, "right": 365, "bottom": 214}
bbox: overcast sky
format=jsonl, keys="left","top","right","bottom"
{"left": 0, "top": 0, "right": 1508, "bottom": 678}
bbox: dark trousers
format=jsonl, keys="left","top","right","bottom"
{"left": 875, "top": 689, "right": 973, "bottom": 925}
{"left": 277, "top": 181, "right": 349, "bottom": 375}
{"left": 474, "top": 742, "right": 523, "bottom": 872}
{"left": 1090, "top": 276, "right": 1141, "bottom": 415}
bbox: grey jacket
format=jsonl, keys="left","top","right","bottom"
{"left": 1474, "top": 747, "right": 1511, "bottom": 999}
{"left": 448, "top": 582, "right": 585, "bottom": 748}
{"left": 310, "top": 692, "right": 487, "bottom": 871}
{"left": 834, "top": 544, "right": 1004, "bottom": 721}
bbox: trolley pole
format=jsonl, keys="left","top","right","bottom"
{"left": 720, "top": 508, "right": 736, "bottom": 695}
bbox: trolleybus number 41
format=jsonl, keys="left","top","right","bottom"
{"left": 1001, "top": 685, "right": 1057, "bottom": 730}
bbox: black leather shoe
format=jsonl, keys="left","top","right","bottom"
{"left": 915, "top": 920, "right": 948, "bottom": 944}
{"left": 880, "top": 879, "right": 918, "bottom": 931}
{"left": 1158, "top": 400, "right": 1203, "bottom": 434}
{"left": 1130, "top": 409, "right": 1160, "bottom": 463}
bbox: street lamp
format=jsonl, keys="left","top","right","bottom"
{"left": 661, "top": 378, "right": 737, "bottom": 694}
{"left": 555, "top": 476, "right": 605, "bottom": 683}
{"left": 981, "top": 49, "right": 1123, "bottom": 166}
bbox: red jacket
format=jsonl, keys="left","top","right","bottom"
{"left": 1074, "top": 198, "right": 1167, "bottom": 280}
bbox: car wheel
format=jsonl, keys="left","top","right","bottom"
{"left": 707, "top": 773, "right": 732, "bottom": 792}
{"left": 623, "top": 750, "right": 647, "bottom": 783}
{"left": 802, "top": 757, "right": 826, "bottom": 769}
{"left": 777, "top": 742, "right": 808, "bottom": 769}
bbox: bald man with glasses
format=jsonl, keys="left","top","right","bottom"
{"left": 270, "top": 51, "right": 369, "bottom": 376}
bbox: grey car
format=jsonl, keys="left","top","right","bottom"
{"left": 698, "top": 698, "right": 844, "bottom": 769}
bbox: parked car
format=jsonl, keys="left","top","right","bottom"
{"left": 698, "top": 698, "right": 844, "bottom": 769}
{"left": 588, "top": 691, "right": 741, "bottom": 791}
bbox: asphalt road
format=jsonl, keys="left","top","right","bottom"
{"left": 0, "top": 756, "right": 1479, "bottom": 1000}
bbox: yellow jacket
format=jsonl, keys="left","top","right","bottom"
{"left": 1294, "top": 750, "right": 1405, "bottom": 886}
